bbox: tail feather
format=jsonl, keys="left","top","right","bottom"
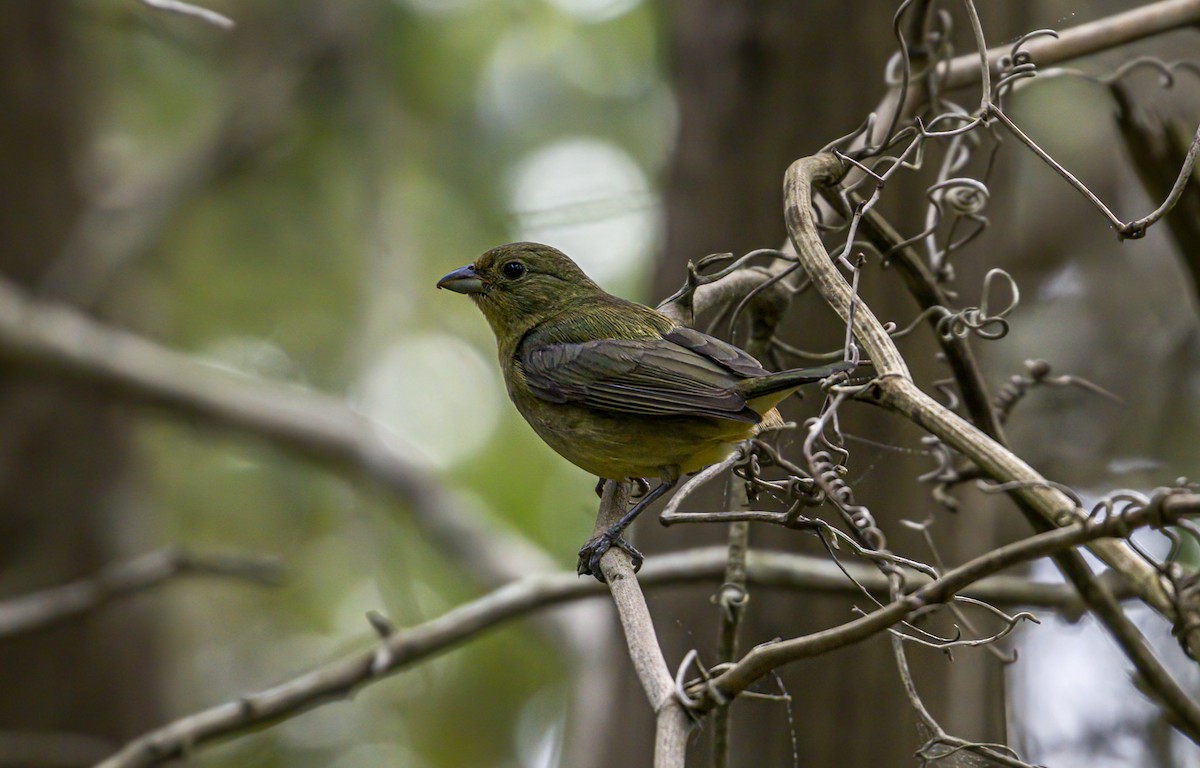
{"left": 737, "top": 360, "right": 854, "bottom": 400}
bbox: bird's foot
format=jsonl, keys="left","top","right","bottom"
{"left": 576, "top": 532, "right": 643, "bottom": 582}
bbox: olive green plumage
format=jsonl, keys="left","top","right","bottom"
{"left": 437, "top": 242, "right": 849, "bottom": 481}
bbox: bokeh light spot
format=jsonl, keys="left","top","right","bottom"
{"left": 545, "top": 0, "right": 642, "bottom": 24}
{"left": 508, "top": 136, "right": 656, "bottom": 285}
{"left": 355, "top": 333, "right": 503, "bottom": 468}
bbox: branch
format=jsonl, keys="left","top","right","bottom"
{"left": 136, "top": 0, "right": 234, "bottom": 29}
{"left": 593, "top": 482, "right": 690, "bottom": 768}
{"left": 90, "top": 544, "right": 1123, "bottom": 767}
{"left": 0, "top": 548, "right": 279, "bottom": 641}
{"left": 0, "top": 275, "right": 557, "bottom": 591}
{"left": 826, "top": 188, "right": 1005, "bottom": 440}
{"left": 841, "top": 180, "right": 1200, "bottom": 737}
{"left": 783, "top": 152, "right": 1174, "bottom": 616}
{"left": 692, "top": 491, "right": 1200, "bottom": 714}
{"left": 990, "top": 105, "right": 1200, "bottom": 240}
{"left": 939, "top": 0, "right": 1200, "bottom": 90}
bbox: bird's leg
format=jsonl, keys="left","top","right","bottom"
{"left": 594, "top": 477, "right": 606, "bottom": 498}
{"left": 629, "top": 477, "right": 652, "bottom": 499}
{"left": 578, "top": 467, "right": 679, "bottom": 581}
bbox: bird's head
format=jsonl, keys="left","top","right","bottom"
{"left": 437, "top": 242, "right": 601, "bottom": 340}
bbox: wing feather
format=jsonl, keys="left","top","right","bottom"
{"left": 522, "top": 337, "right": 760, "bottom": 423}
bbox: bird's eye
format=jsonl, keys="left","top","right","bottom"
{"left": 502, "top": 261, "right": 526, "bottom": 279}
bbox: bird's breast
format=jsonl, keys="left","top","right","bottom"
{"left": 504, "top": 361, "right": 754, "bottom": 479}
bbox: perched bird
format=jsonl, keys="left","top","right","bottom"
{"left": 438, "top": 242, "right": 850, "bottom": 579}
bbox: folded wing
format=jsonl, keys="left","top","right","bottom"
{"left": 522, "top": 332, "right": 765, "bottom": 423}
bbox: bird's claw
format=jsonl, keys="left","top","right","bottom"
{"left": 576, "top": 533, "right": 643, "bottom": 582}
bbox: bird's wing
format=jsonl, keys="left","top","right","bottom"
{"left": 521, "top": 336, "right": 762, "bottom": 423}
{"left": 660, "top": 326, "right": 770, "bottom": 377}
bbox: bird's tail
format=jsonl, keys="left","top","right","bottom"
{"left": 737, "top": 360, "right": 855, "bottom": 400}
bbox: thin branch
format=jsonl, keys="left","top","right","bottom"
{"left": 91, "top": 543, "right": 1106, "bottom": 767}
{"left": 657, "top": 263, "right": 800, "bottom": 329}
{"left": 836, "top": 172, "right": 1200, "bottom": 734}
{"left": 690, "top": 491, "right": 1200, "bottom": 714}
{"left": 593, "top": 482, "right": 690, "bottom": 768}
{"left": 0, "top": 548, "right": 280, "bottom": 640}
{"left": 938, "top": 0, "right": 1200, "bottom": 90}
{"left": 136, "top": 0, "right": 234, "bottom": 29}
{"left": 0, "top": 274, "right": 558, "bottom": 592}
{"left": 960, "top": 0, "right": 992, "bottom": 115}
{"left": 783, "top": 152, "right": 1173, "bottom": 615}
{"left": 1121, "top": 119, "right": 1200, "bottom": 237}
{"left": 712, "top": 488, "right": 750, "bottom": 768}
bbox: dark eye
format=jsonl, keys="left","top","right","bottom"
{"left": 502, "top": 261, "right": 526, "bottom": 279}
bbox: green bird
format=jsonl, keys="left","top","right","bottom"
{"left": 438, "top": 242, "right": 851, "bottom": 579}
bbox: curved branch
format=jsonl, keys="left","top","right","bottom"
{"left": 783, "top": 152, "right": 1172, "bottom": 615}
{"left": 696, "top": 492, "right": 1200, "bottom": 714}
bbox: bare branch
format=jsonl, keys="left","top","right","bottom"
{"left": 939, "top": 0, "right": 1200, "bottom": 90}
{"left": 136, "top": 0, "right": 234, "bottom": 29}
{"left": 691, "top": 490, "right": 1200, "bottom": 715}
{"left": 991, "top": 105, "right": 1200, "bottom": 240}
{"left": 0, "top": 275, "right": 558, "bottom": 591}
{"left": 712, "top": 486, "right": 750, "bottom": 768}
{"left": 89, "top": 538, "right": 1134, "bottom": 767}
{"left": 593, "top": 482, "right": 690, "bottom": 767}
{"left": 0, "top": 548, "right": 279, "bottom": 640}
{"left": 784, "top": 152, "right": 1173, "bottom": 615}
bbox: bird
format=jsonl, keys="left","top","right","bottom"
{"left": 437, "top": 242, "right": 851, "bottom": 580}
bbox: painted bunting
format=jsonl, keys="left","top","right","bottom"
{"left": 438, "top": 242, "right": 851, "bottom": 579}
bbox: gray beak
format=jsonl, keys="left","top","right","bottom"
{"left": 436, "top": 264, "right": 486, "bottom": 295}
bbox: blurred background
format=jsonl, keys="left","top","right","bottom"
{"left": 1, "top": 1, "right": 1198, "bottom": 766}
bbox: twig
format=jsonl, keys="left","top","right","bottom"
{"left": 688, "top": 491, "right": 1200, "bottom": 713}
{"left": 136, "top": 0, "right": 234, "bottom": 29}
{"left": 90, "top": 541, "right": 1133, "bottom": 767}
{"left": 712, "top": 485, "right": 750, "bottom": 768}
{"left": 886, "top": 574, "right": 1042, "bottom": 768}
{"left": 938, "top": 0, "right": 1200, "bottom": 90}
{"left": 835, "top": 170, "right": 1200, "bottom": 734}
{"left": 0, "top": 548, "right": 279, "bottom": 640}
{"left": 991, "top": 105, "right": 1200, "bottom": 239}
{"left": 784, "top": 152, "right": 1172, "bottom": 615}
{"left": 660, "top": 450, "right": 743, "bottom": 519}
{"left": 593, "top": 481, "right": 690, "bottom": 768}
{"left": 960, "top": 0, "right": 991, "bottom": 116}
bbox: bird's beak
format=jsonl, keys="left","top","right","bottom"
{"left": 436, "top": 264, "right": 486, "bottom": 295}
